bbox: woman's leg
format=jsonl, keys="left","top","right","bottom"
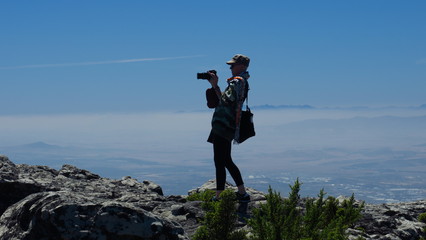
{"left": 213, "top": 136, "right": 228, "bottom": 197}
{"left": 213, "top": 135, "right": 245, "bottom": 197}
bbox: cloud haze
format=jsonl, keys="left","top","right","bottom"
{"left": 1, "top": 108, "right": 426, "bottom": 164}
{"left": 416, "top": 58, "right": 426, "bottom": 65}
{"left": 1, "top": 108, "right": 426, "bottom": 202}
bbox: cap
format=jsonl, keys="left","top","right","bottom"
{"left": 226, "top": 54, "right": 250, "bottom": 67}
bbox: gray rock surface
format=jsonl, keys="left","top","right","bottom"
{"left": 1, "top": 155, "right": 425, "bottom": 240}
{"left": 0, "top": 155, "right": 187, "bottom": 240}
{"left": 188, "top": 179, "right": 267, "bottom": 202}
{"left": 350, "top": 200, "right": 426, "bottom": 240}
{"left": 0, "top": 191, "right": 183, "bottom": 240}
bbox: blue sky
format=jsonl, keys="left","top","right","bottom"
{"left": 1, "top": 1, "right": 425, "bottom": 115}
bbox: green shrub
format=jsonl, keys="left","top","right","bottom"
{"left": 419, "top": 212, "right": 426, "bottom": 240}
{"left": 187, "top": 189, "right": 216, "bottom": 202}
{"left": 192, "top": 189, "right": 247, "bottom": 240}
{"left": 248, "top": 179, "right": 364, "bottom": 240}
{"left": 187, "top": 189, "right": 216, "bottom": 211}
{"left": 249, "top": 179, "right": 302, "bottom": 240}
{"left": 419, "top": 212, "right": 426, "bottom": 223}
{"left": 188, "top": 181, "right": 364, "bottom": 240}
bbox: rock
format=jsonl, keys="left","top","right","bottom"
{"left": 59, "top": 164, "right": 100, "bottom": 180}
{"left": 187, "top": 179, "right": 217, "bottom": 194}
{"left": 142, "top": 179, "right": 164, "bottom": 196}
{"left": 0, "top": 156, "right": 188, "bottom": 240}
{"left": 0, "top": 191, "right": 184, "bottom": 240}
{"left": 171, "top": 204, "right": 185, "bottom": 216}
{"left": 0, "top": 156, "right": 47, "bottom": 217}
{"left": 188, "top": 179, "right": 266, "bottom": 202}
{"left": 352, "top": 201, "right": 426, "bottom": 239}
{"left": 0, "top": 155, "right": 18, "bottom": 181}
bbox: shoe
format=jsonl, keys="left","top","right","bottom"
{"left": 236, "top": 192, "right": 250, "bottom": 203}
{"left": 212, "top": 196, "right": 220, "bottom": 202}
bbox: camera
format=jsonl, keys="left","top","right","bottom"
{"left": 197, "top": 70, "right": 217, "bottom": 80}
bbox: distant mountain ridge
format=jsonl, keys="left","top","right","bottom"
{"left": 252, "top": 104, "right": 426, "bottom": 110}
{"left": 253, "top": 104, "right": 315, "bottom": 110}
{"left": 12, "top": 141, "right": 63, "bottom": 150}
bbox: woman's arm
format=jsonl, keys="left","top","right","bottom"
{"left": 206, "top": 72, "right": 222, "bottom": 108}
{"left": 206, "top": 87, "right": 220, "bottom": 108}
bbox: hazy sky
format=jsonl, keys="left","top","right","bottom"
{"left": 1, "top": 1, "right": 426, "bottom": 115}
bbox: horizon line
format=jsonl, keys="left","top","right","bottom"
{"left": 0, "top": 103, "right": 425, "bottom": 117}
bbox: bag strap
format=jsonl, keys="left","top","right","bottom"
{"left": 245, "top": 81, "right": 250, "bottom": 111}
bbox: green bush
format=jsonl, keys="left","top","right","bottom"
{"left": 188, "top": 181, "right": 364, "bottom": 240}
{"left": 187, "top": 189, "right": 216, "bottom": 211}
{"left": 192, "top": 189, "right": 247, "bottom": 240}
{"left": 248, "top": 179, "right": 364, "bottom": 240}
{"left": 419, "top": 212, "right": 426, "bottom": 240}
{"left": 419, "top": 212, "right": 426, "bottom": 223}
{"left": 187, "top": 189, "right": 216, "bottom": 202}
{"left": 249, "top": 179, "right": 302, "bottom": 240}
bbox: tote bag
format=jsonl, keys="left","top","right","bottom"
{"left": 237, "top": 106, "right": 255, "bottom": 143}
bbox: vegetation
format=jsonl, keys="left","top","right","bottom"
{"left": 249, "top": 179, "right": 364, "bottom": 240}
{"left": 188, "top": 179, "right": 364, "bottom": 240}
{"left": 191, "top": 189, "right": 247, "bottom": 240}
{"left": 187, "top": 189, "right": 216, "bottom": 211}
{"left": 249, "top": 180, "right": 302, "bottom": 240}
{"left": 301, "top": 191, "right": 364, "bottom": 240}
{"left": 419, "top": 212, "right": 426, "bottom": 240}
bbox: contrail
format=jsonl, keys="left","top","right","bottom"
{"left": 0, "top": 55, "right": 204, "bottom": 70}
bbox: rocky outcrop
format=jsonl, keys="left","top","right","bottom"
{"left": 1, "top": 155, "right": 425, "bottom": 240}
{"left": 0, "top": 155, "right": 188, "bottom": 240}
{"left": 350, "top": 201, "right": 426, "bottom": 240}
{"left": 0, "top": 191, "right": 185, "bottom": 240}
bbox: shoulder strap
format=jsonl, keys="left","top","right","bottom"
{"left": 245, "top": 81, "right": 250, "bottom": 110}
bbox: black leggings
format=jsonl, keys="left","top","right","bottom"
{"left": 213, "top": 134, "right": 244, "bottom": 191}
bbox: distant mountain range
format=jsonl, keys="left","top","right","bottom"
{"left": 7, "top": 141, "right": 63, "bottom": 150}
{"left": 252, "top": 104, "right": 426, "bottom": 110}
{"left": 253, "top": 104, "right": 315, "bottom": 110}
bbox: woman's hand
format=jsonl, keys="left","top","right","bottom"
{"left": 208, "top": 72, "right": 219, "bottom": 88}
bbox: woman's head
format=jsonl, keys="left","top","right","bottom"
{"left": 226, "top": 54, "right": 250, "bottom": 75}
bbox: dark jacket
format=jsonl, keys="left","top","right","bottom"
{"left": 206, "top": 73, "right": 249, "bottom": 143}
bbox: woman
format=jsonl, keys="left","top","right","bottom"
{"left": 205, "top": 54, "right": 251, "bottom": 202}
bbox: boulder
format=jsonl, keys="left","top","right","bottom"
{"left": 0, "top": 155, "right": 18, "bottom": 181}
{"left": 0, "top": 191, "right": 184, "bottom": 240}
{"left": 0, "top": 156, "right": 46, "bottom": 217}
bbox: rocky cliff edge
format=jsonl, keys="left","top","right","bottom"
{"left": 1, "top": 155, "right": 425, "bottom": 240}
